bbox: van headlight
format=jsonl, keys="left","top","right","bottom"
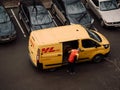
{"left": 103, "top": 44, "right": 109, "bottom": 49}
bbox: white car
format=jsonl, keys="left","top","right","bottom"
{"left": 86, "top": 0, "right": 120, "bottom": 27}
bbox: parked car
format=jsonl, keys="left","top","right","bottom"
{"left": 18, "top": 0, "right": 57, "bottom": 33}
{"left": 0, "top": 2, "right": 17, "bottom": 43}
{"left": 86, "top": 0, "right": 120, "bottom": 27}
{"left": 117, "top": 0, "right": 120, "bottom": 5}
{"left": 51, "top": 0, "right": 94, "bottom": 29}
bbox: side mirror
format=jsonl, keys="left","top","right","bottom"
{"left": 96, "top": 6, "right": 99, "bottom": 9}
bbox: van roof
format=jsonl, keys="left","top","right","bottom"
{"left": 31, "top": 24, "right": 90, "bottom": 45}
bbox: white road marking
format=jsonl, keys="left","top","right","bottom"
{"left": 10, "top": 9, "right": 26, "bottom": 37}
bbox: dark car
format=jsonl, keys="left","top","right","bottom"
{"left": 0, "top": 2, "right": 17, "bottom": 43}
{"left": 51, "top": 0, "right": 94, "bottom": 29}
{"left": 18, "top": 0, "right": 57, "bottom": 33}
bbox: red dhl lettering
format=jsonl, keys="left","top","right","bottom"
{"left": 42, "top": 47, "right": 58, "bottom": 53}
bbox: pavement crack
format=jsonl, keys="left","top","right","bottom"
{"left": 105, "top": 57, "right": 120, "bottom": 72}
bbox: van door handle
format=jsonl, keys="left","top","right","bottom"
{"left": 57, "top": 54, "right": 62, "bottom": 56}
{"left": 80, "top": 49, "right": 84, "bottom": 52}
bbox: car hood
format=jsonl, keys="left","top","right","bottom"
{"left": 0, "top": 21, "right": 14, "bottom": 36}
{"left": 100, "top": 9, "right": 120, "bottom": 22}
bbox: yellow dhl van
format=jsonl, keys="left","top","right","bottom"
{"left": 28, "top": 24, "right": 110, "bottom": 70}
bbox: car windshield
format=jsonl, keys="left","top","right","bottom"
{"left": 86, "top": 30, "right": 102, "bottom": 42}
{"left": 100, "top": 0, "right": 118, "bottom": 11}
{"left": 0, "top": 6, "right": 10, "bottom": 24}
{"left": 69, "top": 12, "right": 92, "bottom": 25}
{"left": 28, "top": 6, "right": 53, "bottom": 26}
{"left": 65, "top": 1, "right": 86, "bottom": 14}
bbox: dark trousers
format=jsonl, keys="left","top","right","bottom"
{"left": 68, "top": 56, "right": 77, "bottom": 73}
{"left": 68, "top": 62, "right": 75, "bottom": 73}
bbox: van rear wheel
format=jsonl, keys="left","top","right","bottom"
{"left": 37, "top": 62, "right": 43, "bottom": 70}
{"left": 92, "top": 55, "right": 104, "bottom": 63}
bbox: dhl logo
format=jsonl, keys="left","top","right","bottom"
{"left": 42, "top": 47, "right": 60, "bottom": 53}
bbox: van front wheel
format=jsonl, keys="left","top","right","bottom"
{"left": 92, "top": 55, "right": 103, "bottom": 63}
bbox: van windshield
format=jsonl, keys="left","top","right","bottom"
{"left": 86, "top": 30, "right": 102, "bottom": 42}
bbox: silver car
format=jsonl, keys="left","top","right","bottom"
{"left": 86, "top": 0, "right": 120, "bottom": 27}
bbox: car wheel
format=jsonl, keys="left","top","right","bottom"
{"left": 92, "top": 54, "right": 104, "bottom": 63}
{"left": 83, "top": 0, "right": 87, "bottom": 4}
{"left": 100, "top": 20, "right": 105, "bottom": 27}
{"left": 64, "top": 20, "right": 70, "bottom": 25}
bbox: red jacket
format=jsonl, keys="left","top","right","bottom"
{"left": 68, "top": 49, "right": 79, "bottom": 63}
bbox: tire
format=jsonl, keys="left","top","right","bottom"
{"left": 64, "top": 20, "right": 70, "bottom": 25}
{"left": 37, "top": 62, "right": 43, "bottom": 70}
{"left": 92, "top": 54, "right": 104, "bottom": 63}
{"left": 100, "top": 19, "right": 106, "bottom": 27}
{"left": 83, "top": 0, "right": 87, "bottom": 4}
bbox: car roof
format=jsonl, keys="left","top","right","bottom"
{"left": 31, "top": 24, "right": 90, "bottom": 45}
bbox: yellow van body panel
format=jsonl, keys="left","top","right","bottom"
{"left": 40, "top": 43, "right": 62, "bottom": 69}
{"left": 28, "top": 34, "right": 39, "bottom": 67}
{"left": 28, "top": 24, "right": 110, "bottom": 69}
{"left": 30, "top": 24, "right": 90, "bottom": 45}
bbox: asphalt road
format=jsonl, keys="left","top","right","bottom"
{"left": 0, "top": 7, "right": 120, "bottom": 90}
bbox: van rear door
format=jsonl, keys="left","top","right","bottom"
{"left": 40, "top": 43, "right": 62, "bottom": 68}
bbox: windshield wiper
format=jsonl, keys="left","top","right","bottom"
{"left": 76, "top": 12, "right": 87, "bottom": 22}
